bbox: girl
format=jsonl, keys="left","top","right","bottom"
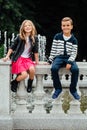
{"left": 3, "top": 20, "right": 39, "bottom": 93}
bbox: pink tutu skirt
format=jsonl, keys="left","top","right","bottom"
{"left": 11, "top": 56, "right": 35, "bottom": 74}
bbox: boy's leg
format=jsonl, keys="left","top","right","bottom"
{"left": 70, "top": 62, "right": 79, "bottom": 92}
{"left": 51, "top": 57, "right": 63, "bottom": 99}
{"left": 70, "top": 62, "right": 80, "bottom": 100}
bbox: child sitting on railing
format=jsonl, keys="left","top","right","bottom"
{"left": 3, "top": 19, "right": 39, "bottom": 93}
{"left": 48, "top": 17, "right": 80, "bottom": 100}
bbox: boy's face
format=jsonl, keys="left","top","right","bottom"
{"left": 61, "top": 21, "right": 73, "bottom": 36}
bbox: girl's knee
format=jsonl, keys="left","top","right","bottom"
{"left": 22, "top": 71, "right": 28, "bottom": 78}
{"left": 29, "top": 66, "right": 35, "bottom": 74}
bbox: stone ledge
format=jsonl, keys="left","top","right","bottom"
{"left": 12, "top": 113, "right": 87, "bottom": 130}
{"left": 0, "top": 115, "right": 13, "bottom": 130}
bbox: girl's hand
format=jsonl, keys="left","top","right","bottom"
{"left": 3, "top": 56, "right": 10, "bottom": 62}
{"left": 36, "top": 61, "right": 39, "bottom": 65}
{"left": 33, "top": 61, "right": 39, "bottom": 65}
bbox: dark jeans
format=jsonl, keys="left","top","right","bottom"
{"left": 51, "top": 56, "right": 79, "bottom": 93}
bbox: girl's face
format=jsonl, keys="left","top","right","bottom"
{"left": 61, "top": 21, "right": 73, "bottom": 36}
{"left": 23, "top": 22, "right": 32, "bottom": 34}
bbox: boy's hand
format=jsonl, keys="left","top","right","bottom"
{"left": 66, "top": 64, "right": 71, "bottom": 70}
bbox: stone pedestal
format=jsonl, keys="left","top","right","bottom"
{"left": 0, "top": 59, "right": 12, "bottom": 130}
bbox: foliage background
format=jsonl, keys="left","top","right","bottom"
{"left": 0, "top": 0, "right": 87, "bottom": 60}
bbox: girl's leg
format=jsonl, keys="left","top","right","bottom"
{"left": 11, "top": 71, "right": 28, "bottom": 92}
{"left": 27, "top": 66, "right": 35, "bottom": 93}
{"left": 28, "top": 66, "right": 35, "bottom": 80}
{"left": 16, "top": 71, "right": 28, "bottom": 81}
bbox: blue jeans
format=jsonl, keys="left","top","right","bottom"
{"left": 51, "top": 56, "right": 79, "bottom": 93}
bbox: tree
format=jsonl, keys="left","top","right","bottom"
{"left": 0, "top": 0, "right": 22, "bottom": 34}
{"left": 0, "top": 0, "right": 87, "bottom": 60}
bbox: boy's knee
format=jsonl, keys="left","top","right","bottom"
{"left": 51, "top": 66, "right": 58, "bottom": 72}
{"left": 72, "top": 66, "right": 79, "bottom": 73}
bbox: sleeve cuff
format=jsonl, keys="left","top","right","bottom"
{"left": 67, "top": 60, "right": 73, "bottom": 65}
{"left": 48, "top": 60, "right": 52, "bottom": 64}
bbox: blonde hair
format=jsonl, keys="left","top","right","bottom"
{"left": 19, "top": 19, "right": 37, "bottom": 43}
{"left": 61, "top": 17, "right": 73, "bottom": 25}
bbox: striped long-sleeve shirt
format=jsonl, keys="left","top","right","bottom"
{"left": 49, "top": 32, "right": 78, "bottom": 64}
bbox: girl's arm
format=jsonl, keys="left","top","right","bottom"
{"left": 34, "top": 53, "right": 39, "bottom": 64}
{"left": 3, "top": 49, "right": 13, "bottom": 62}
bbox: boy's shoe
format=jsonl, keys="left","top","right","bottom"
{"left": 11, "top": 80, "right": 19, "bottom": 92}
{"left": 52, "top": 89, "right": 62, "bottom": 99}
{"left": 70, "top": 91, "right": 80, "bottom": 100}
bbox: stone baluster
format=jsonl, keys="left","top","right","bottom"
{"left": 32, "top": 74, "right": 46, "bottom": 113}
{"left": 62, "top": 88, "right": 70, "bottom": 114}
{"left": 77, "top": 62, "right": 87, "bottom": 114}
{"left": 68, "top": 99, "right": 81, "bottom": 114}
{"left": 14, "top": 80, "right": 28, "bottom": 113}
{"left": 50, "top": 92, "right": 64, "bottom": 114}
{"left": 50, "top": 74, "right": 65, "bottom": 114}
{"left": 82, "top": 75, "right": 87, "bottom": 114}
{"left": 32, "top": 63, "right": 50, "bottom": 113}
{"left": 68, "top": 84, "right": 82, "bottom": 114}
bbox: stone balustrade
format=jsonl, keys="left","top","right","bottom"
{"left": 0, "top": 59, "right": 87, "bottom": 130}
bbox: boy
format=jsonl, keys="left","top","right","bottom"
{"left": 48, "top": 17, "right": 80, "bottom": 100}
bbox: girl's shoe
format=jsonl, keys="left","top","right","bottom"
{"left": 27, "top": 79, "right": 33, "bottom": 93}
{"left": 11, "top": 79, "right": 19, "bottom": 92}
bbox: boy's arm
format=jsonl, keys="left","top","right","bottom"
{"left": 67, "top": 37, "right": 78, "bottom": 65}
{"left": 67, "top": 44, "right": 78, "bottom": 64}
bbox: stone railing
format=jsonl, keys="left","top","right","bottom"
{"left": 0, "top": 59, "right": 87, "bottom": 130}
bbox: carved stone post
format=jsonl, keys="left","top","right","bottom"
{"left": 14, "top": 80, "right": 28, "bottom": 113}
{"left": 50, "top": 92, "right": 64, "bottom": 114}
{"left": 0, "top": 60, "right": 12, "bottom": 130}
{"left": 0, "top": 60, "right": 11, "bottom": 114}
{"left": 68, "top": 84, "right": 82, "bottom": 114}
{"left": 33, "top": 62, "right": 51, "bottom": 113}
{"left": 33, "top": 74, "right": 46, "bottom": 113}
